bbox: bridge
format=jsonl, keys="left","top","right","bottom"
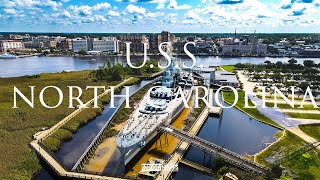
{"left": 158, "top": 125, "right": 269, "bottom": 176}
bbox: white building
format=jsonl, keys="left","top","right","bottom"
{"left": 72, "top": 39, "right": 88, "bottom": 53}
{"left": 0, "top": 40, "right": 24, "bottom": 52}
{"left": 32, "top": 36, "right": 50, "bottom": 43}
{"left": 92, "top": 37, "right": 119, "bottom": 53}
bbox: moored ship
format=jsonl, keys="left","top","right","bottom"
{"left": 116, "top": 58, "right": 194, "bottom": 171}
{"left": 0, "top": 53, "right": 17, "bottom": 59}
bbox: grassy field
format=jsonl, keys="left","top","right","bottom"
{"left": 220, "top": 65, "right": 235, "bottom": 72}
{"left": 265, "top": 102, "right": 319, "bottom": 111}
{"left": 41, "top": 77, "right": 141, "bottom": 154}
{"left": 256, "top": 131, "right": 320, "bottom": 179}
{"left": 299, "top": 124, "right": 320, "bottom": 140}
{"left": 0, "top": 70, "right": 133, "bottom": 179}
{"left": 222, "top": 91, "right": 281, "bottom": 128}
{"left": 287, "top": 113, "right": 320, "bottom": 120}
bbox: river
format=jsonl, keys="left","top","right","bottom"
{"left": 2, "top": 55, "right": 320, "bottom": 78}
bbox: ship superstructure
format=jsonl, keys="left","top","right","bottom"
{"left": 116, "top": 58, "right": 194, "bottom": 166}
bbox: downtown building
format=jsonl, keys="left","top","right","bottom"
{"left": 92, "top": 37, "right": 119, "bottom": 53}
{"left": 221, "top": 35, "right": 267, "bottom": 56}
{"left": 118, "top": 34, "right": 149, "bottom": 53}
{"left": 72, "top": 38, "right": 88, "bottom": 53}
{"left": 0, "top": 40, "right": 24, "bottom": 53}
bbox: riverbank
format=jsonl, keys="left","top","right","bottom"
{"left": 255, "top": 131, "right": 320, "bottom": 179}
{"left": 0, "top": 70, "right": 126, "bottom": 179}
{"left": 83, "top": 81, "right": 157, "bottom": 173}
{"left": 222, "top": 91, "right": 283, "bottom": 129}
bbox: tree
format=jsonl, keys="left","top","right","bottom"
{"left": 288, "top": 58, "right": 297, "bottom": 64}
{"left": 276, "top": 61, "right": 283, "bottom": 68}
{"left": 303, "top": 60, "right": 316, "bottom": 68}
{"left": 266, "top": 164, "right": 283, "bottom": 180}
{"left": 79, "top": 49, "right": 87, "bottom": 55}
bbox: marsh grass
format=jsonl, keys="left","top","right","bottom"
{"left": 0, "top": 70, "right": 126, "bottom": 179}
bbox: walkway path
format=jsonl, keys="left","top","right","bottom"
{"left": 34, "top": 77, "right": 134, "bottom": 141}
{"left": 237, "top": 70, "right": 320, "bottom": 151}
{"left": 287, "top": 127, "right": 320, "bottom": 151}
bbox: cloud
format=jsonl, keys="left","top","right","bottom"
{"left": 69, "top": 5, "right": 92, "bottom": 16}
{"left": 60, "top": 10, "right": 71, "bottom": 18}
{"left": 185, "top": 10, "right": 207, "bottom": 24}
{"left": 108, "top": 10, "right": 120, "bottom": 17}
{"left": 3, "top": 8, "right": 17, "bottom": 15}
{"left": 167, "top": 0, "right": 192, "bottom": 10}
{"left": 92, "top": 2, "right": 111, "bottom": 11}
{"left": 125, "top": 4, "right": 146, "bottom": 14}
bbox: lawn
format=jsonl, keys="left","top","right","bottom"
{"left": 287, "top": 113, "right": 320, "bottom": 120}
{"left": 0, "top": 70, "right": 133, "bottom": 179}
{"left": 222, "top": 91, "right": 281, "bottom": 128}
{"left": 256, "top": 131, "right": 320, "bottom": 179}
{"left": 265, "top": 102, "right": 319, "bottom": 111}
{"left": 220, "top": 65, "right": 235, "bottom": 72}
{"left": 299, "top": 124, "right": 320, "bottom": 140}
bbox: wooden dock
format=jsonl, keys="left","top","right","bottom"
{"left": 208, "top": 88, "right": 222, "bottom": 116}
{"left": 180, "top": 159, "right": 213, "bottom": 175}
{"left": 156, "top": 107, "right": 210, "bottom": 180}
{"left": 30, "top": 78, "right": 136, "bottom": 180}
{"left": 156, "top": 89, "right": 222, "bottom": 180}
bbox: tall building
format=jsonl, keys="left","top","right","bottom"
{"left": 0, "top": 40, "right": 24, "bottom": 53}
{"left": 148, "top": 34, "right": 161, "bottom": 51}
{"left": 32, "top": 36, "right": 50, "bottom": 43}
{"left": 92, "top": 37, "right": 119, "bottom": 53}
{"left": 72, "top": 38, "right": 88, "bottom": 53}
{"left": 57, "top": 39, "right": 72, "bottom": 50}
{"left": 118, "top": 34, "right": 149, "bottom": 52}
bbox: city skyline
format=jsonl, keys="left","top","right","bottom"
{"left": 0, "top": 0, "right": 320, "bottom": 33}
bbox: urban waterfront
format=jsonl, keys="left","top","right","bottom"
{"left": 0, "top": 56, "right": 284, "bottom": 179}
{"left": 2, "top": 55, "right": 320, "bottom": 78}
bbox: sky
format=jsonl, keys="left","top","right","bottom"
{"left": 0, "top": 0, "right": 320, "bottom": 33}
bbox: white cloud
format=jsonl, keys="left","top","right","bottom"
{"left": 69, "top": 5, "right": 92, "bottom": 16}
{"left": 94, "top": 15, "right": 108, "bottom": 22}
{"left": 3, "top": 8, "right": 17, "bottom": 15}
{"left": 60, "top": 10, "right": 71, "bottom": 18}
{"left": 92, "top": 2, "right": 111, "bottom": 11}
{"left": 125, "top": 4, "right": 146, "bottom": 14}
{"left": 108, "top": 10, "right": 120, "bottom": 17}
{"left": 167, "top": 0, "right": 192, "bottom": 10}
{"left": 185, "top": 10, "right": 207, "bottom": 24}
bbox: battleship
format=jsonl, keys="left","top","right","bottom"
{"left": 116, "top": 57, "right": 194, "bottom": 170}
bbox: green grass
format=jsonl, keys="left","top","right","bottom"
{"left": 257, "top": 95, "right": 306, "bottom": 101}
{"left": 222, "top": 91, "right": 281, "bottom": 128}
{"left": 287, "top": 113, "right": 320, "bottom": 120}
{"left": 256, "top": 131, "right": 320, "bottom": 179}
{"left": 265, "top": 102, "right": 319, "bottom": 111}
{"left": 0, "top": 71, "right": 141, "bottom": 179}
{"left": 220, "top": 65, "right": 235, "bottom": 72}
{"left": 299, "top": 124, "right": 320, "bottom": 140}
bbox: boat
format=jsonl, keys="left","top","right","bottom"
{"left": 116, "top": 54, "right": 194, "bottom": 173}
{"left": 0, "top": 53, "right": 17, "bottom": 59}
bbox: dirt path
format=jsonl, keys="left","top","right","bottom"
{"left": 84, "top": 122, "right": 126, "bottom": 173}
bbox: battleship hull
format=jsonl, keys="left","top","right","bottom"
{"left": 118, "top": 91, "right": 192, "bottom": 169}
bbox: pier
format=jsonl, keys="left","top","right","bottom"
{"left": 156, "top": 107, "right": 210, "bottom": 180}
{"left": 158, "top": 125, "right": 269, "bottom": 176}
{"left": 208, "top": 89, "right": 223, "bottom": 116}
{"left": 156, "top": 89, "right": 268, "bottom": 179}
{"left": 30, "top": 78, "right": 136, "bottom": 180}
{"left": 179, "top": 158, "right": 213, "bottom": 175}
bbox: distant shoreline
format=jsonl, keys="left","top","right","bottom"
{"left": 18, "top": 53, "right": 320, "bottom": 59}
